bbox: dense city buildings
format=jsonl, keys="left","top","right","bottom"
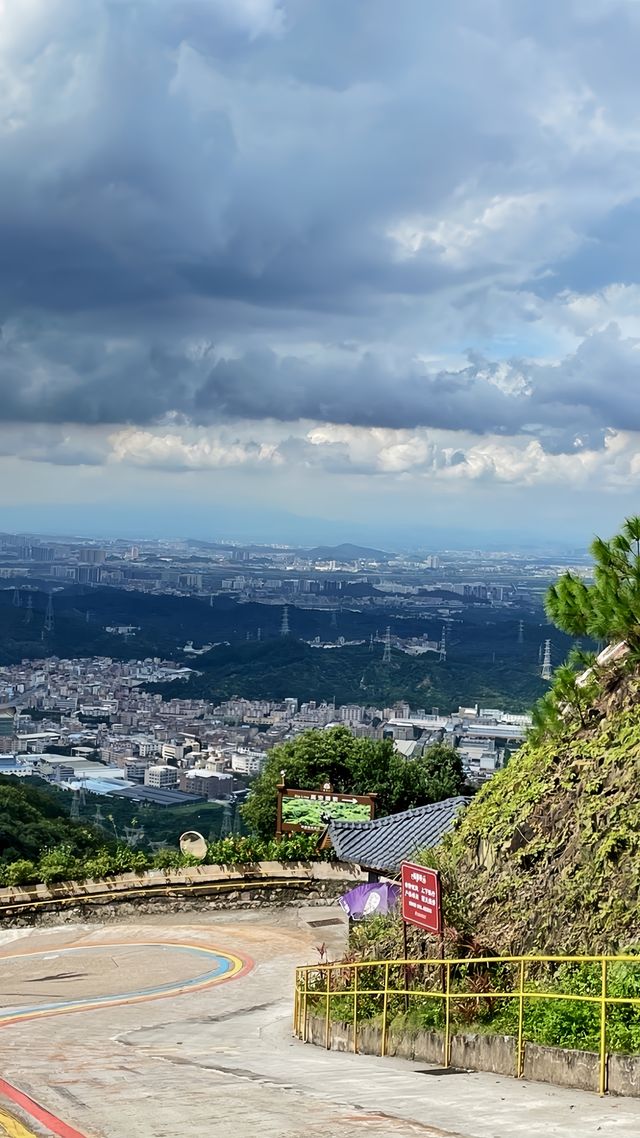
{"left": 0, "top": 532, "right": 591, "bottom": 614}
{"left": 0, "top": 653, "right": 530, "bottom": 805}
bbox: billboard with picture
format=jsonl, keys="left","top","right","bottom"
{"left": 276, "top": 787, "right": 375, "bottom": 835}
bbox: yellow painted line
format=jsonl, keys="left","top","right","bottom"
{"left": 0, "top": 1105, "right": 39, "bottom": 1138}
{"left": 0, "top": 877, "right": 311, "bottom": 913}
{"left": 0, "top": 940, "right": 251, "bottom": 1028}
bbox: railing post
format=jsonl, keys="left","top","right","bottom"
{"left": 325, "top": 966, "right": 332, "bottom": 1050}
{"left": 381, "top": 961, "right": 390, "bottom": 1057}
{"left": 353, "top": 964, "right": 359, "bottom": 1053}
{"left": 293, "top": 972, "right": 299, "bottom": 1035}
{"left": 302, "top": 969, "right": 309, "bottom": 1043}
{"left": 443, "top": 961, "right": 451, "bottom": 1069}
{"left": 599, "top": 958, "right": 608, "bottom": 1096}
{"left": 517, "top": 958, "right": 525, "bottom": 1078}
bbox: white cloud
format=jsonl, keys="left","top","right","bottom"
{"left": 108, "top": 427, "right": 280, "bottom": 471}
{"left": 99, "top": 421, "right": 640, "bottom": 497}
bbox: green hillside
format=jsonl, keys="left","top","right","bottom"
{"left": 449, "top": 671, "right": 640, "bottom": 953}
{"left": 147, "top": 638, "right": 548, "bottom": 712}
{"left": 448, "top": 518, "right": 640, "bottom": 954}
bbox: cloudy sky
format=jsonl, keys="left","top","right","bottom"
{"left": 1, "top": 0, "right": 640, "bottom": 546}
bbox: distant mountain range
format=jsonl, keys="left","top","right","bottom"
{"left": 303, "top": 543, "right": 392, "bottom": 562}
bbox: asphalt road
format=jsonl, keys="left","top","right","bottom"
{"left": 0, "top": 908, "right": 639, "bottom": 1138}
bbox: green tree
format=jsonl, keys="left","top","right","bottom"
{"left": 242, "top": 726, "right": 468, "bottom": 839}
{"left": 528, "top": 648, "right": 599, "bottom": 745}
{"left": 545, "top": 516, "right": 640, "bottom": 649}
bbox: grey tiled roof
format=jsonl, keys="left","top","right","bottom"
{"left": 327, "top": 796, "right": 470, "bottom": 873}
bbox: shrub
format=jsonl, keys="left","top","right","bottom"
{"left": 5, "top": 859, "right": 38, "bottom": 887}
{"left": 38, "top": 844, "right": 83, "bottom": 885}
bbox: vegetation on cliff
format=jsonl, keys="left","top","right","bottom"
{"left": 448, "top": 517, "right": 640, "bottom": 954}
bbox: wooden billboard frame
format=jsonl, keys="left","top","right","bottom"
{"left": 276, "top": 780, "right": 376, "bottom": 836}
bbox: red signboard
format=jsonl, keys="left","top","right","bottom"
{"left": 401, "top": 861, "right": 442, "bottom": 934}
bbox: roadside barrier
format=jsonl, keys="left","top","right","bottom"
{"left": 0, "top": 860, "right": 363, "bottom": 918}
{"left": 293, "top": 954, "right": 640, "bottom": 1095}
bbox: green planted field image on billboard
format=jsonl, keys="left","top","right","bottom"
{"left": 281, "top": 794, "right": 372, "bottom": 830}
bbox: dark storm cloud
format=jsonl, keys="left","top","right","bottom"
{"left": 1, "top": 0, "right": 640, "bottom": 456}
{"left": 0, "top": 319, "right": 634, "bottom": 456}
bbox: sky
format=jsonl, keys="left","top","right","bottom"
{"left": 1, "top": 0, "right": 640, "bottom": 548}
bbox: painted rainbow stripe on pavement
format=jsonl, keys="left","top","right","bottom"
{"left": 0, "top": 939, "right": 249, "bottom": 1026}
{"left": 0, "top": 938, "right": 251, "bottom": 1136}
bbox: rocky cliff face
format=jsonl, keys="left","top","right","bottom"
{"left": 449, "top": 666, "right": 640, "bottom": 953}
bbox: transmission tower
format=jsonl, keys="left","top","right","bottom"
{"left": 439, "top": 624, "right": 447, "bottom": 663}
{"left": 382, "top": 626, "right": 392, "bottom": 664}
{"left": 44, "top": 592, "right": 54, "bottom": 634}
{"left": 330, "top": 608, "right": 338, "bottom": 630}
{"left": 220, "top": 802, "right": 233, "bottom": 837}
{"left": 233, "top": 805, "right": 243, "bottom": 836}
{"left": 12, "top": 588, "right": 20, "bottom": 608}
{"left": 280, "top": 605, "right": 290, "bottom": 637}
{"left": 257, "top": 626, "right": 262, "bottom": 641}
{"left": 369, "top": 633, "right": 374, "bottom": 652}
{"left": 517, "top": 620, "right": 524, "bottom": 645}
{"left": 124, "top": 824, "right": 145, "bottom": 848}
{"left": 541, "top": 638, "right": 552, "bottom": 681}
{"left": 24, "top": 594, "right": 32, "bottom": 624}
{"left": 70, "top": 790, "right": 81, "bottom": 820}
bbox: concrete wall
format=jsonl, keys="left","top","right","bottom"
{"left": 303, "top": 1013, "right": 640, "bottom": 1097}
{"left": 0, "top": 860, "right": 364, "bottom": 926}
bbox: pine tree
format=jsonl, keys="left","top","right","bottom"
{"left": 545, "top": 516, "right": 640, "bottom": 650}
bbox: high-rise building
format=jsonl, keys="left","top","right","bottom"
{"left": 0, "top": 706, "right": 15, "bottom": 754}
{"left": 31, "top": 545, "right": 55, "bottom": 562}
{"left": 144, "top": 765, "right": 178, "bottom": 789}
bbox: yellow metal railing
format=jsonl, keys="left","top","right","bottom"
{"left": 293, "top": 954, "right": 640, "bottom": 1096}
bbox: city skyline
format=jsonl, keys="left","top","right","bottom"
{"left": 1, "top": 2, "right": 640, "bottom": 543}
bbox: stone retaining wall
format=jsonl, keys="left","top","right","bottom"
{"left": 0, "top": 860, "right": 363, "bottom": 927}
{"left": 303, "top": 1013, "right": 640, "bottom": 1097}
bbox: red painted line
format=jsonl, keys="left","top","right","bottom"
{"left": 0, "top": 938, "right": 254, "bottom": 1137}
{"left": 0, "top": 1078, "right": 87, "bottom": 1138}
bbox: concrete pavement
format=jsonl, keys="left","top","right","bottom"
{"left": 0, "top": 908, "right": 639, "bottom": 1138}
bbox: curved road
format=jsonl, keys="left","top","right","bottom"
{"left": 0, "top": 908, "right": 639, "bottom": 1138}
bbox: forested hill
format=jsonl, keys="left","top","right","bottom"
{"left": 146, "top": 639, "right": 547, "bottom": 711}
{"left": 0, "top": 583, "right": 574, "bottom": 710}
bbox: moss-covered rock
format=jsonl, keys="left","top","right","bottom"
{"left": 448, "top": 671, "right": 640, "bottom": 953}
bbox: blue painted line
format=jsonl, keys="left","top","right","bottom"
{"left": 0, "top": 942, "right": 235, "bottom": 1022}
